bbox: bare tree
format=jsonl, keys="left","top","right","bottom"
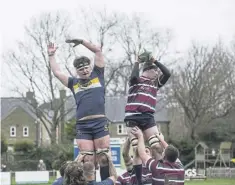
{"left": 167, "top": 42, "right": 235, "bottom": 141}
{"left": 3, "top": 11, "right": 74, "bottom": 144}
{"left": 3, "top": 9, "right": 174, "bottom": 144}
{"left": 2, "top": 8, "right": 125, "bottom": 144}
{"left": 74, "top": 9, "right": 173, "bottom": 96}
{"left": 74, "top": 7, "right": 124, "bottom": 94}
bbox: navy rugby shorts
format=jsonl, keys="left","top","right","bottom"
{"left": 124, "top": 114, "right": 156, "bottom": 131}
{"left": 76, "top": 117, "right": 109, "bottom": 140}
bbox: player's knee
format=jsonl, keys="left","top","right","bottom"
{"left": 84, "top": 155, "right": 95, "bottom": 163}
{"left": 130, "top": 137, "right": 139, "bottom": 157}
{"left": 98, "top": 153, "right": 108, "bottom": 166}
{"left": 148, "top": 134, "right": 164, "bottom": 159}
{"left": 130, "top": 137, "right": 138, "bottom": 149}
{"left": 148, "top": 134, "right": 160, "bottom": 148}
{"left": 96, "top": 148, "right": 110, "bottom": 167}
{"left": 80, "top": 151, "right": 95, "bottom": 163}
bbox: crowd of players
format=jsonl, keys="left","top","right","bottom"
{"left": 48, "top": 38, "right": 185, "bottom": 185}
{"left": 53, "top": 131, "right": 184, "bottom": 185}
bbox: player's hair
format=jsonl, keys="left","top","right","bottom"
{"left": 63, "top": 161, "right": 86, "bottom": 185}
{"left": 164, "top": 145, "right": 179, "bottom": 163}
{"left": 73, "top": 56, "right": 90, "bottom": 69}
{"left": 143, "top": 62, "right": 158, "bottom": 72}
{"left": 59, "top": 161, "right": 72, "bottom": 177}
{"left": 83, "top": 162, "right": 95, "bottom": 177}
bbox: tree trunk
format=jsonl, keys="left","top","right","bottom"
{"left": 189, "top": 127, "right": 198, "bottom": 142}
{"left": 50, "top": 127, "right": 57, "bottom": 144}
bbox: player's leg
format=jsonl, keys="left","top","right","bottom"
{"left": 122, "top": 138, "right": 133, "bottom": 173}
{"left": 142, "top": 119, "right": 164, "bottom": 160}
{"left": 126, "top": 121, "right": 143, "bottom": 185}
{"left": 93, "top": 118, "right": 112, "bottom": 181}
{"left": 76, "top": 139, "right": 95, "bottom": 162}
{"left": 75, "top": 124, "right": 95, "bottom": 164}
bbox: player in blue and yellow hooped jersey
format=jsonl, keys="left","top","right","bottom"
{"left": 48, "top": 39, "right": 113, "bottom": 181}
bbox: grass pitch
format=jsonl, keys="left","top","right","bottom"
{"left": 11, "top": 178, "right": 235, "bottom": 185}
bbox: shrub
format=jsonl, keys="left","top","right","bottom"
{"left": 168, "top": 139, "right": 195, "bottom": 165}
{"left": 1, "top": 134, "right": 8, "bottom": 154}
{"left": 8, "top": 143, "right": 73, "bottom": 171}
{"left": 14, "top": 140, "right": 34, "bottom": 153}
{"left": 65, "top": 119, "right": 76, "bottom": 142}
{"left": 28, "top": 144, "right": 73, "bottom": 170}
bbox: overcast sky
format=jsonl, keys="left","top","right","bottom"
{"left": 1, "top": 0, "right": 235, "bottom": 97}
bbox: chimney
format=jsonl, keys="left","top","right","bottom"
{"left": 26, "top": 91, "right": 37, "bottom": 108}
{"left": 26, "top": 91, "right": 34, "bottom": 99}
{"left": 26, "top": 91, "right": 40, "bottom": 146}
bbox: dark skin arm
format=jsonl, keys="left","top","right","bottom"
{"left": 154, "top": 60, "right": 171, "bottom": 87}
{"left": 149, "top": 57, "right": 171, "bottom": 87}
{"left": 129, "top": 57, "right": 140, "bottom": 85}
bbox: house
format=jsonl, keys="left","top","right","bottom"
{"left": 1, "top": 92, "right": 50, "bottom": 148}
{"left": 64, "top": 94, "right": 170, "bottom": 140}
{"left": 39, "top": 89, "right": 68, "bottom": 144}
{"left": 1, "top": 89, "right": 170, "bottom": 148}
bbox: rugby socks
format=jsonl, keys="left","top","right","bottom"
{"left": 100, "top": 166, "right": 110, "bottom": 181}
{"left": 134, "top": 164, "right": 143, "bottom": 185}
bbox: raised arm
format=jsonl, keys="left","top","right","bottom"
{"left": 47, "top": 43, "right": 69, "bottom": 87}
{"left": 131, "top": 127, "right": 151, "bottom": 164}
{"left": 65, "top": 39, "right": 104, "bottom": 68}
{"left": 153, "top": 60, "right": 171, "bottom": 88}
{"left": 122, "top": 138, "right": 133, "bottom": 172}
{"left": 82, "top": 40, "right": 104, "bottom": 68}
{"left": 156, "top": 133, "right": 181, "bottom": 163}
{"left": 129, "top": 57, "right": 140, "bottom": 85}
{"left": 131, "top": 62, "right": 140, "bottom": 79}
{"left": 122, "top": 137, "right": 131, "bottom": 159}
{"left": 155, "top": 133, "right": 168, "bottom": 149}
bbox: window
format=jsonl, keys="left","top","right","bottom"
{"left": 117, "top": 124, "right": 127, "bottom": 135}
{"left": 23, "top": 127, "right": 29, "bottom": 137}
{"left": 10, "top": 126, "right": 16, "bottom": 137}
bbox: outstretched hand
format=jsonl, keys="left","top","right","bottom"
{"left": 138, "top": 49, "right": 153, "bottom": 63}
{"left": 131, "top": 126, "right": 143, "bottom": 138}
{"left": 65, "top": 39, "right": 83, "bottom": 47}
{"left": 47, "top": 42, "right": 58, "bottom": 56}
{"left": 103, "top": 151, "right": 112, "bottom": 161}
{"left": 75, "top": 153, "right": 85, "bottom": 163}
{"left": 156, "top": 132, "right": 165, "bottom": 141}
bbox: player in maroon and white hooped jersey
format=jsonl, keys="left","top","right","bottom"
{"left": 116, "top": 138, "right": 152, "bottom": 185}
{"left": 124, "top": 50, "right": 171, "bottom": 185}
{"left": 131, "top": 126, "right": 185, "bottom": 185}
